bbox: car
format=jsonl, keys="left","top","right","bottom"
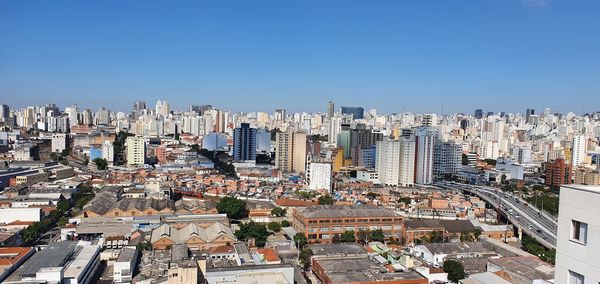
{"left": 528, "top": 225, "right": 533, "bottom": 229}
{"left": 536, "top": 229, "right": 543, "bottom": 233}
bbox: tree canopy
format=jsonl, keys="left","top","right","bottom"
{"left": 443, "top": 259, "right": 465, "bottom": 282}
{"left": 271, "top": 207, "right": 287, "bottom": 217}
{"left": 293, "top": 233, "right": 307, "bottom": 248}
{"left": 340, "top": 230, "right": 356, "bottom": 242}
{"left": 318, "top": 194, "right": 334, "bottom": 205}
{"left": 235, "top": 221, "right": 269, "bottom": 247}
{"left": 216, "top": 197, "right": 248, "bottom": 219}
{"left": 93, "top": 158, "right": 108, "bottom": 170}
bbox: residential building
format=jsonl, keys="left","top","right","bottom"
{"left": 415, "top": 127, "right": 438, "bottom": 185}
{"left": 573, "top": 167, "right": 600, "bottom": 185}
{"left": 433, "top": 141, "right": 462, "bottom": 180}
{"left": 572, "top": 135, "right": 587, "bottom": 167}
{"left": 306, "top": 157, "right": 332, "bottom": 192}
{"left": 545, "top": 158, "right": 572, "bottom": 186}
{"left": 126, "top": 136, "right": 145, "bottom": 166}
{"left": 555, "top": 185, "right": 600, "bottom": 283}
{"left": 275, "top": 131, "right": 307, "bottom": 174}
{"left": 51, "top": 133, "right": 68, "bottom": 153}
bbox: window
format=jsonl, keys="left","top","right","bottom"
{"left": 571, "top": 220, "right": 588, "bottom": 244}
{"left": 568, "top": 270, "right": 584, "bottom": 284}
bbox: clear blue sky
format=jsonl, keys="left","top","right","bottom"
{"left": 1, "top": 0, "right": 599, "bottom": 114}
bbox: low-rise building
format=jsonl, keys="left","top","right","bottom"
{"left": 113, "top": 247, "right": 138, "bottom": 283}
{"left": 150, "top": 222, "right": 236, "bottom": 250}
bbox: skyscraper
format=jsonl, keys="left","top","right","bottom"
{"left": 275, "top": 131, "right": 307, "bottom": 174}
{"left": 572, "top": 135, "right": 587, "bottom": 167}
{"left": 97, "top": 107, "right": 110, "bottom": 125}
{"left": 0, "top": 104, "right": 9, "bottom": 122}
{"left": 341, "top": 106, "right": 364, "bottom": 120}
{"left": 327, "top": 101, "right": 335, "bottom": 119}
{"left": 233, "top": 123, "right": 257, "bottom": 161}
{"left": 526, "top": 108, "right": 535, "bottom": 123}
{"left": 126, "top": 136, "right": 146, "bottom": 166}
{"left": 433, "top": 141, "right": 462, "bottom": 179}
{"left": 474, "top": 109, "right": 483, "bottom": 119}
{"left": 415, "top": 126, "right": 439, "bottom": 185}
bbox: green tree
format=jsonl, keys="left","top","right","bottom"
{"left": 271, "top": 207, "right": 287, "bottom": 217}
{"left": 340, "top": 230, "right": 356, "bottom": 242}
{"left": 370, "top": 229, "right": 385, "bottom": 242}
{"left": 443, "top": 260, "right": 465, "bottom": 283}
{"left": 293, "top": 233, "right": 308, "bottom": 248}
{"left": 216, "top": 197, "right": 248, "bottom": 219}
{"left": 56, "top": 199, "right": 70, "bottom": 213}
{"left": 299, "top": 248, "right": 313, "bottom": 271}
{"left": 235, "top": 221, "right": 269, "bottom": 247}
{"left": 281, "top": 220, "right": 291, "bottom": 227}
{"left": 500, "top": 174, "right": 507, "bottom": 185}
{"left": 426, "top": 230, "right": 444, "bottom": 243}
{"left": 318, "top": 194, "right": 334, "bottom": 205}
{"left": 137, "top": 241, "right": 153, "bottom": 251}
{"left": 268, "top": 221, "right": 282, "bottom": 232}
{"left": 93, "top": 158, "right": 108, "bottom": 170}
{"left": 473, "top": 228, "right": 482, "bottom": 241}
{"left": 462, "top": 153, "right": 468, "bottom": 165}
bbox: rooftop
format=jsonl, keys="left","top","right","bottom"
{"left": 299, "top": 205, "right": 398, "bottom": 219}
{"left": 488, "top": 256, "right": 555, "bottom": 281}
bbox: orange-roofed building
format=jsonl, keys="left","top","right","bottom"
{"left": 257, "top": 248, "right": 281, "bottom": 264}
{"left": 0, "top": 247, "right": 35, "bottom": 281}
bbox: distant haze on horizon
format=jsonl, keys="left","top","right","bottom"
{"left": 1, "top": 0, "right": 599, "bottom": 114}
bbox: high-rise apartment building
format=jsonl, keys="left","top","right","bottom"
{"left": 155, "top": 100, "right": 170, "bottom": 117}
{"left": 126, "top": 136, "right": 146, "bottom": 166}
{"left": 525, "top": 108, "right": 535, "bottom": 123}
{"left": 555, "top": 185, "right": 600, "bottom": 283}
{"left": 572, "top": 135, "right": 587, "bottom": 167}
{"left": 0, "top": 104, "right": 9, "bottom": 122}
{"left": 97, "top": 107, "right": 110, "bottom": 125}
{"left": 415, "top": 127, "right": 438, "bottom": 185}
{"left": 376, "top": 139, "right": 400, "bottom": 186}
{"left": 433, "top": 141, "right": 462, "bottom": 180}
{"left": 233, "top": 123, "right": 257, "bottom": 161}
{"left": 306, "top": 157, "right": 332, "bottom": 192}
{"left": 275, "top": 131, "right": 307, "bottom": 174}
{"left": 545, "top": 158, "right": 572, "bottom": 186}
{"left": 102, "top": 140, "right": 114, "bottom": 164}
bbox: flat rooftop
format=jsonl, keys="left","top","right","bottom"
{"left": 309, "top": 243, "right": 367, "bottom": 256}
{"left": 561, "top": 184, "right": 600, "bottom": 194}
{"left": 316, "top": 258, "right": 426, "bottom": 283}
{"left": 7, "top": 242, "right": 78, "bottom": 280}
{"left": 299, "top": 205, "right": 398, "bottom": 219}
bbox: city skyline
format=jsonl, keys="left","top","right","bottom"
{"left": 2, "top": 0, "right": 600, "bottom": 114}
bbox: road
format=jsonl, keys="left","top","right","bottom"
{"left": 435, "top": 181, "right": 557, "bottom": 249}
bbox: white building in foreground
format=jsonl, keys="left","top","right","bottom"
{"left": 555, "top": 185, "right": 600, "bottom": 284}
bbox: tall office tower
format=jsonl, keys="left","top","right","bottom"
{"left": 398, "top": 136, "right": 416, "bottom": 187}
{"left": 155, "top": 100, "right": 170, "bottom": 117}
{"left": 51, "top": 133, "right": 68, "bottom": 152}
{"left": 328, "top": 116, "right": 342, "bottom": 144}
{"left": 358, "top": 145, "right": 376, "bottom": 169}
{"left": 327, "top": 101, "right": 335, "bottom": 119}
{"left": 526, "top": 108, "right": 535, "bottom": 123}
{"left": 0, "top": 104, "right": 10, "bottom": 122}
{"left": 82, "top": 109, "right": 93, "bottom": 125}
{"left": 337, "top": 123, "right": 352, "bottom": 159}
{"left": 376, "top": 139, "right": 400, "bottom": 186}
{"left": 274, "top": 109, "right": 286, "bottom": 121}
{"left": 102, "top": 140, "right": 114, "bottom": 164}
{"left": 433, "top": 141, "right": 462, "bottom": 180}
{"left": 474, "top": 109, "right": 483, "bottom": 119}
{"left": 133, "top": 101, "right": 146, "bottom": 113}
{"left": 255, "top": 129, "right": 271, "bottom": 154}
{"left": 415, "top": 127, "right": 439, "bottom": 185}
{"left": 233, "top": 123, "right": 257, "bottom": 161}
{"left": 555, "top": 185, "right": 600, "bottom": 283}
{"left": 341, "top": 106, "right": 364, "bottom": 120}
{"left": 306, "top": 157, "right": 332, "bottom": 192}
{"left": 97, "top": 107, "right": 111, "bottom": 125}
{"left": 572, "top": 135, "right": 587, "bottom": 167}
{"left": 460, "top": 119, "right": 469, "bottom": 131}
{"left": 275, "top": 131, "right": 307, "bottom": 174}
{"left": 126, "top": 136, "right": 146, "bottom": 166}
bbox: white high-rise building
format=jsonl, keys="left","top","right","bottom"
{"left": 398, "top": 136, "right": 416, "bottom": 187}
{"left": 155, "top": 100, "right": 170, "bottom": 117}
{"left": 572, "top": 135, "right": 587, "bottom": 166}
{"left": 102, "top": 140, "right": 114, "bottom": 164}
{"left": 415, "top": 127, "right": 438, "bottom": 185}
{"left": 51, "top": 133, "right": 68, "bottom": 152}
{"left": 376, "top": 139, "right": 400, "bottom": 186}
{"left": 97, "top": 107, "right": 110, "bottom": 125}
{"left": 306, "top": 157, "right": 332, "bottom": 192}
{"left": 555, "top": 185, "right": 600, "bottom": 283}
{"left": 126, "top": 137, "right": 145, "bottom": 166}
